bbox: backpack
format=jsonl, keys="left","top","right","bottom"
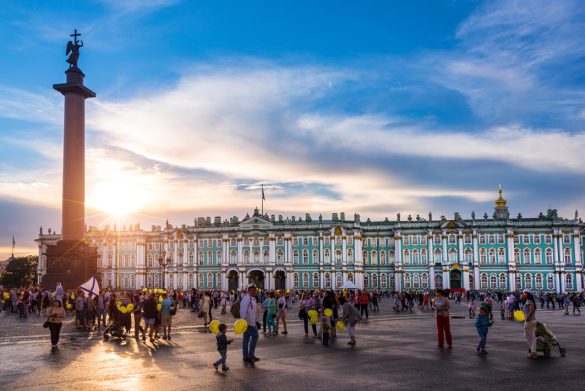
{"left": 230, "top": 296, "right": 241, "bottom": 319}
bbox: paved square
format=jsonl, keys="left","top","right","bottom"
{"left": 0, "top": 300, "right": 581, "bottom": 391}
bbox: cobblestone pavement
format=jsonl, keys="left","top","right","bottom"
{"left": 0, "top": 299, "right": 582, "bottom": 391}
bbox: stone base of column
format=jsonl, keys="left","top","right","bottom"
{"left": 41, "top": 240, "right": 98, "bottom": 290}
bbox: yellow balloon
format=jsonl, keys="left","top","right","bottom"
{"left": 234, "top": 319, "right": 248, "bottom": 335}
{"left": 3, "top": 292, "right": 9, "bottom": 299}
{"left": 514, "top": 310, "right": 525, "bottom": 322}
{"left": 209, "top": 320, "right": 220, "bottom": 334}
{"left": 310, "top": 316, "right": 318, "bottom": 325}
{"left": 71, "top": 295, "right": 75, "bottom": 299}
{"left": 159, "top": 296, "right": 163, "bottom": 302}
{"left": 336, "top": 321, "right": 345, "bottom": 331}
{"left": 324, "top": 309, "right": 333, "bottom": 317}
{"left": 307, "top": 310, "right": 318, "bottom": 318}
{"left": 127, "top": 304, "right": 134, "bottom": 311}
{"left": 157, "top": 303, "right": 162, "bottom": 311}
{"left": 66, "top": 303, "right": 72, "bottom": 309}
{"left": 119, "top": 307, "right": 128, "bottom": 314}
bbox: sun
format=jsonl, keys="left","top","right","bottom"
{"left": 88, "top": 181, "right": 145, "bottom": 218}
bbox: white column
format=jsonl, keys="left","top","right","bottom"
{"left": 237, "top": 238, "right": 243, "bottom": 265}
{"left": 342, "top": 235, "right": 347, "bottom": 264}
{"left": 269, "top": 237, "right": 275, "bottom": 264}
{"left": 286, "top": 238, "right": 292, "bottom": 264}
{"left": 442, "top": 267, "right": 449, "bottom": 289}
{"left": 462, "top": 266, "right": 470, "bottom": 290}
{"left": 319, "top": 234, "right": 324, "bottom": 265}
{"left": 395, "top": 232, "right": 402, "bottom": 291}
{"left": 428, "top": 231, "right": 435, "bottom": 290}
{"left": 136, "top": 240, "right": 146, "bottom": 288}
{"left": 573, "top": 231, "right": 582, "bottom": 266}
{"left": 473, "top": 231, "right": 480, "bottom": 289}
{"left": 193, "top": 236, "right": 198, "bottom": 267}
{"left": 223, "top": 239, "right": 229, "bottom": 266}
{"left": 457, "top": 230, "right": 464, "bottom": 263}
{"left": 442, "top": 232, "right": 449, "bottom": 288}
{"left": 554, "top": 231, "right": 561, "bottom": 292}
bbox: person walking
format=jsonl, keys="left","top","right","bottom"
{"left": 276, "top": 290, "right": 288, "bottom": 335}
{"left": 46, "top": 299, "right": 66, "bottom": 350}
{"left": 299, "top": 292, "right": 317, "bottom": 337}
{"left": 132, "top": 294, "right": 144, "bottom": 339}
{"left": 522, "top": 290, "right": 538, "bottom": 359}
{"left": 213, "top": 324, "right": 233, "bottom": 371}
{"left": 475, "top": 308, "right": 493, "bottom": 354}
{"left": 201, "top": 291, "right": 212, "bottom": 330}
{"left": 434, "top": 289, "right": 453, "bottom": 349}
{"left": 160, "top": 293, "right": 174, "bottom": 340}
{"left": 142, "top": 292, "right": 157, "bottom": 343}
{"left": 240, "top": 283, "right": 260, "bottom": 362}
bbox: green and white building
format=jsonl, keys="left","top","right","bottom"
{"left": 35, "top": 189, "right": 585, "bottom": 293}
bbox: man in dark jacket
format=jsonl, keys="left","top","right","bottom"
{"left": 142, "top": 293, "right": 158, "bottom": 343}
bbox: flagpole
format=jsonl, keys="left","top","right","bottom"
{"left": 261, "top": 184, "right": 264, "bottom": 215}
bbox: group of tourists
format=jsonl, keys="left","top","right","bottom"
{"left": 1, "top": 283, "right": 580, "bottom": 365}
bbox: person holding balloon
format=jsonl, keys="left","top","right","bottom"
{"left": 337, "top": 296, "right": 361, "bottom": 346}
{"left": 213, "top": 323, "right": 233, "bottom": 371}
{"left": 299, "top": 292, "right": 317, "bottom": 337}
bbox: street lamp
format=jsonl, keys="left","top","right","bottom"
{"left": 157, "top": 251, "right": 172, "bottom": 290}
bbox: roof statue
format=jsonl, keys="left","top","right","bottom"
{"left": 65, "top": 29, "right": 83, "bottom": 69}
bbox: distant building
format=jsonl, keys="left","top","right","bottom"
{"left": 35, "top": 189, "right": 585, "bottom": 292}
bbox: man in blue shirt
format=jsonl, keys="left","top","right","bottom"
{"left": 160, "top": 293, "right": 174, "bottom": 340}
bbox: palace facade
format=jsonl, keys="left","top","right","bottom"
{"left": 35, "top": 190, "right": 585, "bottom": 292}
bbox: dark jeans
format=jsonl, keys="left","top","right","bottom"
{"left": 323, "top": 331, "right": 330, "bottom": 345}
{"left": 477, "top": 332, "right": 487, "bottom": 351}
{"left": 360, "top": 304, "right": 369, "bottom": 318}
{"left": 48, "top": 322, "right": 62, "bottom": 345}
{"left": 214, "top": 350, "right": 227, "bottom": 367}
{"left": 302, "top": 316, "right": 317, "bottom": 335}
{"left": 262, "top": 310, "right": 268, "bottom": 333}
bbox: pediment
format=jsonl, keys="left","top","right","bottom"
{"left": 440, "top": 220, "right": 466, "bottom": 229}
{"left": 240, "top": 215, "right": 273, "bottom": 229}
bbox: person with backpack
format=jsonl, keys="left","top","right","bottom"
{"left": 240, "top": 284, "right": 260, "bottom": 362}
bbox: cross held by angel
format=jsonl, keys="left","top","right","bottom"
{"left": 66, "top": 29, "right": 83, "bottom": 68}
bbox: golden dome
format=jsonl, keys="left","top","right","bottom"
{"left": 495, "top": 185, "right": 507, "bottom": 208}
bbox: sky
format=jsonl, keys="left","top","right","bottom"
{"left": 1, "top": 0, "right": 585, "bottom": 260}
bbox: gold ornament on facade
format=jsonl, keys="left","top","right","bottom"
{"left": 495, "top": 186, "right": 507, "bottom": 208}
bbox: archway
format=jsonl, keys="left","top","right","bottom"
{"left": 450, "top": 269, "right": 462, "bottom": 289}
{"left": 274, "top": 270, "right": 286, "bottom": 290}
{"left": 248, "top": 270, "right": 265, "bottom": 289}
{"left": 227, "top": 270, "right": 239, "bottom": 292}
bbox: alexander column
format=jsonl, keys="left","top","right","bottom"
{"left": 41, "top": 30, "right": 98, "bottom": 289}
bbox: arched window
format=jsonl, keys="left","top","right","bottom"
{"left": 413, "top": 274, "right": 420, "bottom": 289}
{"left": 448, "top": 249, "right": 457, "bottom": 263}
{"left": 545, "top": 248, "right": 553, "bottom": 264}
{"left": 499, "top": 273, "right": 507, "bottom": 289}
{"left": 335, "top": 250, "right": 342, "bottom": 265}
{"left": 411, "top": 250, "right": 418, "bottom": 265}
{"left": 188, "top": 252, "right": 194, "bottom": 265}
{"left": 534, "top": 249, "right": 542, "bottom": 264}
{"left": 206, "top": 273, "right": 212, "bottom": 288}
{"left": 403, "top": 250, "right": 410, "bottom": 265}
{"left": 480, "top": 273, "right": 488, "bottom": 289}
{"left": 564, "top": 249, "right": 572, "bottom": 265}
{"left": 302, "top": 272, "right": 309, "bottom": 288}
{"left": 347, "top": 272, "right": 354, "bottom": 282}
{"left": 198, "top": 251, "right": 204, "bottom": 265}
{"left": 324, "top": 249, "right": 331, "bottom": 264}
{"left": 535, "top": 274, "right": 543, "bottom": 290}
{"left": 404, "top": 273, "right": 411, "bottom": 289}
{"left": 547, "top": 274, "right": 554, "bottom": 290}
{"left": 253, "top": 250, "right": 260, "bottom": 264}
{"left": 389, "top": 250, "right": 395, "bottom": 263}
{"left": 480, "top": 249, "right": 487, "bottom": 265}
{"left": 490, "top": 274, "right": 497, "bottom": 288}
{"left": 312, "top": 273, "right": 319, "bottom": 288}
{"left": 276, "top": 249, "right": 284, "bottom": 264}
{"left": 363, "top": 250, "right": 368, "bottom": 263}
{"left": 515, "top": 274, "right": 522, "bottom": 289}
{"left": 364, "top": 274, "right": 370, "bottom": 288}
{"left": 448, "top": 234, "right": 456, "bottom": 244}
{"left": 147, "top": 255, "right": 153, "bottom": 267}
{"left": 464, "top": 249, "right": 473, "bottom": 263}
{"left": 380, "top": 251, "right": 386, "bottom": 265}
{"left": 435, "top": 274, "right": 442, "bottom": 288}
{"left": 565, "top": 273, "right": 573, "bottom": 290}
{"left": 421, "top": 249, "right": 428, "bottom": 264}
{"left": 514, "top": 249, "right": 520, "bottom": 263}
{"left": 371, "top": 251, "right": 378, "bottom": 265}
{"left": 381, "top": 274, "right": 388, "bottom": 288}
{"left": 421, "top": 273, "right": 429, "bottom": 288}
{"left": 293, "top": 273, "right": 299, "bottom": 288}
{"left": 216, "top": 251, "right": 222, "bottom": 264}
{"left": 312, "top": 249, "right": 318, "bottom": 264}
{"left": 347, "top": 249, "right": 353, "bottom": 263}
{"left": 372, "top": 274, "right": 378, "bottom": 288}
{"left": 336, "top": 273, "right": 343, "bottom": 288}
{"left": 325, "top": 273, "right": 331, "bottom": 288}
{"left": 263, "top": 249, "right": 269, "bottom": 263}
{"left": 292, "top": 250, "right": 299, "bottom": 264}
{"left": 198, "top": 273, "right": 203, "bottom": 288}
{"left": 523, "top": 249, "right": 530, "bottom": 264}
{"left": 302, "top": 250, "right": 309, "bottom": 265}
{"left": 230, "top": 250, "right": 237, "bottom": 264}
{"left": 243, "top": 250, "right": 250, "bottom": 264}
{"left": 208, "top": 250, "right": 213, "bottom": 265}
{"left": 488, "top": 249, "right": 496, "bottom": 265}
{"left": 524, "top": 273, "right": 532, "bottom": 290}
{"left": 498, "top": 248, "right": 506, "bottom": 264}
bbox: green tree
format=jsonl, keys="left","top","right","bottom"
{"left": 0, "top": 256, "right": 38, "bottom": 288}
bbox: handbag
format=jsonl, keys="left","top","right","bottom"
{"left": 170, "top": 305, "right": 177, "bottom": 316}
{"left": 298, "top": 307, "right": 307, "bottom": 319}
{"left": 43, "top": 320, "right": 50, "bottom": 328}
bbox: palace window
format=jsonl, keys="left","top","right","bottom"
{"left": 480, "top": 273, "right": 488, "bottom": 289}
{"left": 312, "top": 249, "right": 318, "bottom": 264}
{"left": 523, "top": 235, "right": 530, "bottom": 245}
{"left": 465, "top": 249, "right": 473, "bottom": 263}
{"left": 421, "top": 249, "right": 428, "bottom": 264}
{"left": 403, "top": 250, "right": 410, "bottom": 264}
{"left": 293, "top": 273, "right": 299, "bottom": 288}
{"left": 302, "top": 250, "right": 309, "bottom": 265}
{"left": 292, "top": 250, "right": 299, "bottom": 264}
{"left": 534, "top": 235, "right": 541, "bottom": 245}
{"left": 276, "top": 249, "right": 284, "bottom": 264}
{"left": 547, "top": 274, "right": 554, "bottom": 290}
{"left": 412, "top": 236, "right": 419, "bottom": 245}
{"left": 448, "top": 234, "right": 456, "bottom": 244}
{"left": 302, "top": 272, "right": 309, "bottom": 288}
{"left": 499, "top": 273, "right": 507, "bottom": 289}
{"left": 347, "top": 249, "right": 353, "bottom": 263}
{"left": 364, "top": 275, "right": 369, "bottom": 288}
{"left": 230, "top": 250, "right": 237, "bottom": 264}
{"left": 535, "top": 274, "right": 543, "bottom": 290}
{"left": 389, "top": 250, "right": 395, "bottom": 264}
{"left": 324, "top": 237, "right": 330, "bottom": 246}
{"left": 312, "top": 273, "right": 319, "bottom": 288}
{"left": 404, "top": 273, "right": 411, "bottom": 289}
{"left": 292, "top": 237, "right": 298, "bottom": 246}
{"left": 546, "top": 248, "right": 553, "bottom": 264}
{"left": 216, "top": 251, "right": 222, "bottom": 264}
{"left": 348, "top": 272, "right": 354, "bottom": 282}
{"left": 563, "top": 234, "right": 571, "bottom": 244}
{"left": 263, "top": 249, "right": 269, "bottom": 263}
{"left": 198, "top": 273, "right": 203, "bottom": 288}
{"left": 230, "top": 239, "right": 236, "bottom": 246}
{"left": 277, "top": 237, "right": 284, "bottom": 246}
{"left": 336, "top": 273, "right": 343, "bottom": 287}
{"left": 336, "top": 236, "right": 342, "bottom": 246}
{"left": 545, "top": 235, "right": 552, "bottom": 244}
{"left": 488, "top": 235, "right": 495, "bottom": 245}
{"left": 524, "top": 274, "right": 532, "bottom": 290}
{"left": 434, "top": 249, "right": 442, "bottom": 263}
{"left": 243, "top": 250, "right": 250, "bottom": 264}
{"left": 421, "top": 273, "right": 429, "bottom": 289}
{"left": 363, "top": 250, "right": 368, "bottom": 263}
{"left": 302, "top": 237, "right": 308, "bottom": 246}
{"left": 464, "top": 234, "right": 472, "bottom": 244}
{"left": 534, "top": 249, "right": 542, "bottom": 264}
{"left": 335, "top": 250, "right": 342, "bottom": 265}
{"left": 413, "top": 274, "right": 420, "bottom": 289}
{"left": 372, "top": 250, "right": 379, "bottom": 265}
{"left": 421, "top": 235, "right": 427, "bottom": 245}
{"left": 490, "top": 275, "right": 497, "bottom": 288}
{"left": 498, "top": 248, "right": 506, "bottom": 264}
{"left": 480, "top": 249, "right": 487, "bottom": 265}
{"left": 435, "top": 274, "right": 442, "bottom": 289}
{"left": 497, "top": 234, "right": 505, "bottom": 244}
{"left": 381, "top": 274, "right": 388, "bottom": 288}
{"left": 523, "top": 249, "right": 530, "bottom": 264}
{"left": 514, "top": 249, "right": 520, "bottom": 264}
{"left": 198, "top": 251, "right": 204, "bottom": 265}
{"left": 433, "top": 234, "right": 441, "bottom": 243}
{"left": 479, "top": 235, "right": 486, "bottom": 245}
{"left": 564, "top": 249, "right": 572, "bottom": 265}
{"left": 489, "top": 249, "right": 496, "bottom": 265}
{"left": 325, "top": 273, "right": 331, "bottom": 288}
{"left": 189, "top": 252, "right": 194, "bottom": 265}
{"left": 324, "top": 249, "right": 330, "bottom": 264}
{"left": 313, "top": 237, "right": 318, "bottom": 246}
{"left": 514, "top": 235, "right": 519, "bottom": 245}
{"left": 347, "top": 236, "right": 354, "bottom": 245}
{"left": 565, "top": 274, "right": 574, "bottom": 290}
{"left": 403, "top": 236, "right": 410, "bottom": 245}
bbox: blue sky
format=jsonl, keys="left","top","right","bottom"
{"left": 1, "top": 0, "right": 585, "bottom": 259}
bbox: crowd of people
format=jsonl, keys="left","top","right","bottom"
{"left": 1, "top": 284, "right": 581, "bottom": 364}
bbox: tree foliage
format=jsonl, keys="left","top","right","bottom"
{"left": 0, "top": 256, "right": 38, "bottom": 288}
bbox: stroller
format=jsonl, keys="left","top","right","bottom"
{"left": 535, "top": 322, "right": 566, "bottom": 357}
{"left": 103, "top": 321, "right": 128, "bottom": 341}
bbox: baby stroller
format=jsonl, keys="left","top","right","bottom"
{"left": 535, "top": 322, "right": 566, "bottom": 357}
{"left": 103, "top": 321, "right": 128, "bottom": 341}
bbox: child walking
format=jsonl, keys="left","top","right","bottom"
{"left": 319, "top": 309, "right": 332, "bottom": 346}
{"left": 213, "top": 324, "right": 233, "bottom": 371}
{"left": 475, "top": 308, "right": 494, "bottom": 354}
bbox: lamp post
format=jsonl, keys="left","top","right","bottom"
{"left": 157, "top": 251, "right": 172, "bottom": 290}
